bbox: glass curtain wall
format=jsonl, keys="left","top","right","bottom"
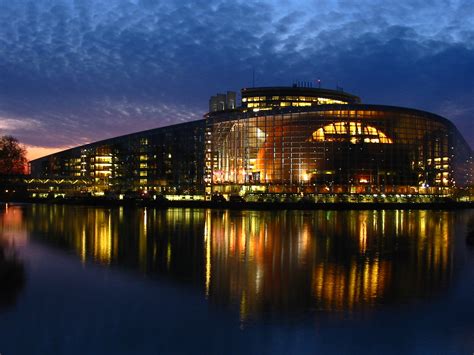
{"left": 207, "top": 107, "right": 464, "bottom": 197}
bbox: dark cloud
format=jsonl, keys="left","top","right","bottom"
{"left": 0, "top": 0, "right": 472, "bottom": 149}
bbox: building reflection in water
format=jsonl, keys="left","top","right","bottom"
{"left": 22, "top": 205, "right": 454, "bottom": 320}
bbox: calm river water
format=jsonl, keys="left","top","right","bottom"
{"left": 0, "top": 204, "right": 473, "bottom": 354}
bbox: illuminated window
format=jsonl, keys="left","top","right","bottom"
{"left": 318, "top": 98, "right": 348, "bottom": 105}
{"left": 292, "top": 102, "right": 311, "bottom": 107}
{"left": 310, "top": 122, "right": 393, "bottom": 144}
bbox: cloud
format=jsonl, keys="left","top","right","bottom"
{"left": 0, "top": 0, "right": 473, "bottom": 150}
{"left": 0, "top": 95, "right": 202, "bottom": 148}
{"left": 0, "top": 116, "right": 41, "bottom": 132}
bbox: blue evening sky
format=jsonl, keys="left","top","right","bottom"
{"left": 0, "top": 0, "right": 473, "bottom": 156}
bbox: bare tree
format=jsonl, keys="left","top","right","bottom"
{"left": 0, "top": 136, "right": 27, "bottom": 175}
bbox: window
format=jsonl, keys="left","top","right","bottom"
{"left": 310, "top": 122, "right": 393, "bottom": 144}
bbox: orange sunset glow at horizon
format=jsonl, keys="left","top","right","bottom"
{"left": 26, "top": 145, "right": 71, "bottom": 162}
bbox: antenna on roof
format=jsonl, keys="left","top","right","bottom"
{"left": 252, "top": 68, "right": 255, "bottom": 88}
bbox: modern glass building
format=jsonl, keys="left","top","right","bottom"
{"left": 30, "top": 85, "right": 473, "bottom": 201}
{"left": 30, "top": 120, "right": 206, "bottom": 196}
{"left": 205, "top": 86, "right": 472, "bottom": 201}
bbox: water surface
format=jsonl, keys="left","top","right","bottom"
{"left": 0, "top": 204, "right": 473, "bottom": 354}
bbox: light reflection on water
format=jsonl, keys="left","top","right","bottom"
{"left": 4, "top": 204, "right": 457, "bottom": 321}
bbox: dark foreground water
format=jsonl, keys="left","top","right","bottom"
{"left": 0, "top": 204, "right": 473, "bottom": 354}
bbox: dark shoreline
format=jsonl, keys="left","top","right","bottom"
{"left": 2, "top": 198, "right": 473, "bottom": 210}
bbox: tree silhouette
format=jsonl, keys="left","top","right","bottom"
{"left": 0, "top": 136, "right": 27, "bottom": 175}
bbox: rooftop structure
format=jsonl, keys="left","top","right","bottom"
{"left": 241, "top": 86, "right": 360, "bottom": 111}
{"left": 209, "top": 91, "right": 237, "bottom": 112}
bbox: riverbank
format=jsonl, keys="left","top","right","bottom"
{"left": 2, "top": 197, "right": 473, "bottom": 210}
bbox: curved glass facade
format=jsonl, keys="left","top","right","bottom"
{"left": 30, "top": 120, "right": 206, "bottom": 196}
{"left": 205, "top": 104, "right": 472, "bottom": 198}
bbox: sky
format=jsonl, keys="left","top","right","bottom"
{"left": 0, "top": 0, "right": 473, "bottom": 160}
